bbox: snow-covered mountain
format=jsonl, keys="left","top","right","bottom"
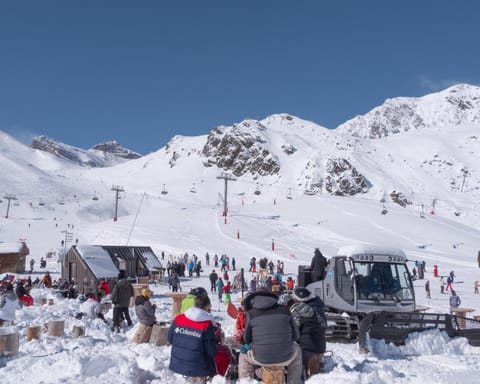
{"left": 337, "top": 83, "right": 480, "bottom": 138}
{"left": 30, "top": 135, "right": 141, "bottom": 167}
{"left": 1, "top": 83, "right": 479, "bottom": 228}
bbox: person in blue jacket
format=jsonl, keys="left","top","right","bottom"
{"left": 168, "top": 294, "right": 217, "bottom": 380}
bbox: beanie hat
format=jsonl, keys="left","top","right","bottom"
{"left": 190, "top": 287, "right": 207, "bottom": 297}
{"left": 118, "top": 270, "right": 126, "bottom": 279}
{"left": 292, "top": 287, "right": 313, "bottom": 302}
{"left": 141, "top": 288, "right": 153, "bottom": 299}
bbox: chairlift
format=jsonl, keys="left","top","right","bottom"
{"left": 58, "top": 200, "right": 65, "bottom": 205}
{"left": 254, "top": 184, "right": 261, "bottom": 195}
{"left": 304, "top": 184, "right": 316, "bottom": 195}
{"left": 161, "top": 184, "right": 168, "bottom": 195}
{"left": 420, "top": 204, "right": 426, "bottom": 218}
{"left": 92, "top": 195, "right": 99, "bottom": 201}
{"left": 38, "top": 200, "right": 45, "bottom": 206}
{"left": 190, "top": 183, "right": 196, "bottom": 193}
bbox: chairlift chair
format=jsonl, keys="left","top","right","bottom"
{"left": 304, "top": 187, "right": 316, "bottom": 195}
{"left": 161, "top": 184, "right": 168, "bottom": 195}
{"left": 190, "top": 183, "right": 196, "bottom": 193}
{"left": 286, "top": 188, "right": 293, "bottom": 199}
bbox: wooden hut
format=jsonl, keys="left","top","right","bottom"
{"left": 0, "top": 242, "right": 29, "bottom": 274}
{"left": 62, "top": 245, "right": 119, "bottom": 294}
{"left": 61, "top": 245, "right": 163, "bottom": 293}
{"left": 100, "top": 246, "right": 163, "bottom": 280}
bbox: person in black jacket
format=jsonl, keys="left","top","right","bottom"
{"left": 238, "top": 290, "right": 302, "bottom": 382}
{"left": 310, "top": 248, "right": 327, "bottom": 282}
{"left": 290, "top": 302, "right": 325, "bottom": 378}
{"left": 209, "top": 270, "right": 218, "bottom": 293}
{"left": 292, "top": 287, "right": 327, "bottom": 356}
{"left": 111, "top": 270, "right": 134, "bottom": 333}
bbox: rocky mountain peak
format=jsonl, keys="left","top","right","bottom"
{"left": 201, "top": 120, "right": 280, "bottom": 177}
{"left": 30, "top": 136, "right": 140, "bottom": 167}
{"left": 90, "top": 141, "right": 141, "bottom": 160}
{"left": 337, "top": 83, "right": 480, "bottom": 139}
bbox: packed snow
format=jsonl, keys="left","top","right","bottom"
{"left": 1, "top": 97, "right": 480, "bottom": 382}
{"left": 1, "top": 187, "right": 480, "bottom": 383}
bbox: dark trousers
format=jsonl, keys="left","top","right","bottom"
{"left": 113, "top": 307, "right": 132, "bottom": 327}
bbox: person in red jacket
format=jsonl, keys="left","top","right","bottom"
{"left": 287, "top": 277, "right": 295, "bottom": 290}
{"left": 233, "top": 305, "right": 246, "bottom": 345}
{"left": 98, "top": 278, "right": 110, "bottom": 296}
{"left": 214, "top": 324, "right": 232, "bottom": 376}
{"left": 223, "top": 281, "right": 232, "bottom": 304}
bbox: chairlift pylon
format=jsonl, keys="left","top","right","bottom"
{"left": 381, "top": 203, "right": 388, "bottom": 215}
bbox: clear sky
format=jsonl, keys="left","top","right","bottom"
{"left": 1, "top": 0, "right": 479, "bottom": 155}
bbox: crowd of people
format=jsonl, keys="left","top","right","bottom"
{"left": 5, "top": 245, "right": 478, "bottom": 382}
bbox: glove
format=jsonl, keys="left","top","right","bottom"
{"left": 240, "top": 344, "right": 250, "bottom": 354}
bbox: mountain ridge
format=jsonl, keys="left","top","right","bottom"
{"left": 0, "top": 84, "right": 479, "bottom": 228}
{"left": 30, "top": 135, "right": 141, "bottom": 167}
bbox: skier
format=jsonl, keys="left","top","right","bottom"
{"left": 449, "top": 290, "right": 461, "bottom": 308}
{"left": 209, "top": 270, "right": 218, "bottom": 293}
{"left": 445, "top": 275, "right": 453, "bottom": 292}
{"left": 425, "top": 280, "right": 431, "bottom": 299}
{"left": 439, "top": 276, "right": 446, "bottom": 294}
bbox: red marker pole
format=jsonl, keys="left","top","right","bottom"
{"left": 272, "top": 239, "right": 275, "bottom": 251}
{"left": 237, "top": 230, "right": 240, "bottom": 240}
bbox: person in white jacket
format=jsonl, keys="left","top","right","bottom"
{"left": 0, "top": 283, "right": 21, "bottom": 326}
{"left": 77, "top": 293, "right": 107, "bottom": 322}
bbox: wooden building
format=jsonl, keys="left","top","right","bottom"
{"left": 61, "top": 245, "right": 163, "bottom": 294}
{"left": 0, "top": 242, "right": 29, "bottom": 274}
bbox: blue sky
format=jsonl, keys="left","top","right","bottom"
{"left": 1, "top": 1, "right": 479, "bottom": 155}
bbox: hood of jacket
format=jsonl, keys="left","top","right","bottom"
{"left": 244, "top": 291, "right": 278, "bottom": 311}
{"left": 185, "top": 307, "right": 214, "bottom": 323}
{"left": 116, "top": 277, "right": 130, "bottom": 287}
